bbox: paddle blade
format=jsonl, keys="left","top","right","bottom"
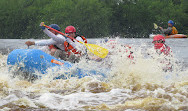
{"left": 82, "top": 42, "right": 109, "bottom": 58}
{"left": 154, "top": 23, "right": 158, "bottom": 29}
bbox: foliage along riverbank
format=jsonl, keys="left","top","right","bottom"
{"left": 0, "top": 0, "right": 187, "bottom": 39}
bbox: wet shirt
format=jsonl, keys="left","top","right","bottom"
{"left": 35, "top": 29, "right": 71, "bottom": 51}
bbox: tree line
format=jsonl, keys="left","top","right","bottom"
{"left": 0, "top": 0, "right": 187, "bottom": 39}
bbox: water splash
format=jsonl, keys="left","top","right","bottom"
{"left": 0, "top": 38, "right": 188, "bottom": 110}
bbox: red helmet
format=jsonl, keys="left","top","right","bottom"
{"left": 65, "top": 26, "right": 76, "bottom": 33}
{"left": 152, "top": 35, "right": 165, "bottom": 43}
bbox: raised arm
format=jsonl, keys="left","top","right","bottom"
{"left": 35, "top": 39, "right": 57, "bottom": 46}
{"left": 43, "top": 29, "right": 66, "bottom": 43}
{"left": 160, "top": 27, "right": 172, "bottom": 35}
{"left": 40, "top": 22, "right": 66, "bottom": 43}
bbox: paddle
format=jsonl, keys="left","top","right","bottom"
{"left": 149, "top": 23, "right": 160, "bottom": 38}
{"left": 44, "top": 24, "right": 109, "bottom": 58}
{"left": 153, "top": 23, "right": 165, "bottom": 35}
{"left": 153, "top": 23, "right": 158, "bottom": 29}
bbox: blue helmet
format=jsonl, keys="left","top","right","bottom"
{"left": 168, "top": 20, "right": 174, "bottom": 26}
{"left": 49, "top": 24, "right": 60, "bottom": 31}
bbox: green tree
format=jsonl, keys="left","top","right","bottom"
{"left": 0, "top": 0, "right": 187, "bottom": 39}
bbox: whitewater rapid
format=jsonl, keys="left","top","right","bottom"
{"left": 0, "top": 38, "right": 187, "bottom": 110}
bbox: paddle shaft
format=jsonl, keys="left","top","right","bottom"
{"left": 44, "top": 25, "right": 81, "bottom": 43}
{"left": 44, "top": 24, "right": 109, "bottom": 58}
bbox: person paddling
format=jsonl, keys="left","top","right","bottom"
{"left": 63, "top": 26, "right": 87, "bottom": 63}
{"left": 25, "top": 22, "right": 68, "bottom": 60}
{"left": 159, "top": 20, "right": 178, "bottom": 36}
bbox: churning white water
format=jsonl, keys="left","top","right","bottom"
{"left": 0, "top": 38, "right": 188, "bottom": 110}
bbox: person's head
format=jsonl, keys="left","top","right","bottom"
{"left": 168, "top": 20, "right": 174, "bottom": 27}
{"left": 49, "top": 24, "right": 60, "bottom": 35}
{"left": 152, "top": 35, "right": 165, "bottom": 49}
{"left": 65, "top": 26, "right": 76, "bottom": 38}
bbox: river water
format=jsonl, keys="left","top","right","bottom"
{"left": 0, "top": 38, "right": 188, "bottom": 110}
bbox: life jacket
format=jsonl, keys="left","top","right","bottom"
{"left": 64, "top": 35, "right": 87, "bottom": 56}
{"left": 160, "top": 45, "right": 171, "bottom": 56}
{"left": 80, "top": 35, "right": 87, "bottom": 43}
{"left": 171, "top": 26, "right": 178, "bottom": 35}
{"left": 49, "top": 44, "right": 60, "bottom": 50}
{"left": 156, "top": 44, "right": 172, "bottom": 56}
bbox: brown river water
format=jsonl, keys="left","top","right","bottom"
{"left": 0, "top": 38, "right": 188, "bottom": 111}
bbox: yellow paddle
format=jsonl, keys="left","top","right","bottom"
{"left": 44, "top": 24, "right": 109, "bottom": 58}
{"left": 153, "top": 23, "right": 158, "bottom": 29}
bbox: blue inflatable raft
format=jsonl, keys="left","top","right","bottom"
{"left": 7, "top": 49, "right": 106, "bottom": 80}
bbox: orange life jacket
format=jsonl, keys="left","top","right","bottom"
{"left": 80, "top": 35, "right": 87, "bottom": 43}
{"left": 49, "top": 45, "right": 58, "bottom": 49}
{"left": 171, "top": 26, "right": 178, "bottom": 35}
{"left": 64, "top": 36, "right": 87, "bottom": 56}
{"left": 160, "top": 44, "right": 172, "bottom": 56}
